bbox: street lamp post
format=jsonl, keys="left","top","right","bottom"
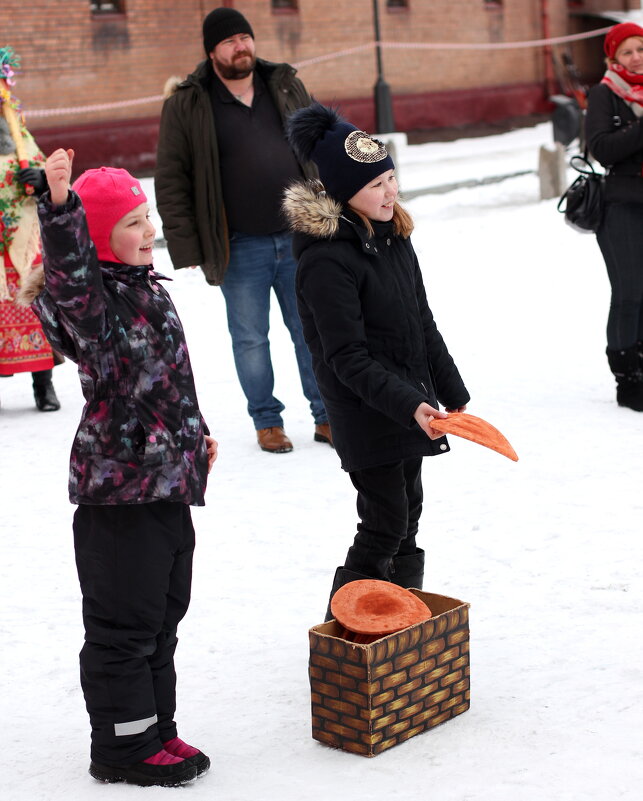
{"left": 372, "top": 0, "right": 395, "bottom": 133}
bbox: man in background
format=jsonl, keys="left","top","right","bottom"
{"left": 155, "top": 6, "right": 330, "bottom": 454}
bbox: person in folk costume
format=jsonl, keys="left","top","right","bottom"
{"left": 586, "top": 22, "right": 643, "bottom": 411}
{"left": 282, "top": 103, "right": 470, "bottom": 616}
{"left": 0, "top": 46, "right": 59, "bottom": 410}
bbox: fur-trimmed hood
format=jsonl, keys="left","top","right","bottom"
{"left": 282, "top": 179, "right": 343, "bottom": 239}
{"left": 15, "top": 264, "right": 45, "bottom": 306}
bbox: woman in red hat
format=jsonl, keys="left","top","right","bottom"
{"left": 585, "top": 22, "right": 643, "bottom": 411}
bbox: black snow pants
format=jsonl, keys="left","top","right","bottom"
{"left": 73, "top": 501, "right": 195, "bottom": 766}
{"left": 344, "top": 457, "right": 423, "bottom": 579}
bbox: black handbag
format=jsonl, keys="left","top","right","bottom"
{"left": 557, "top": 153, "right": 605, "bottom": 233}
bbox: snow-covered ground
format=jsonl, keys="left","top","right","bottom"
{"left": 2, "top": 122, "right": 642, "bottom": 801}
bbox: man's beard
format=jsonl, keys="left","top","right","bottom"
{"left": 213, "top": 52, "right": 256, "bottom": 80}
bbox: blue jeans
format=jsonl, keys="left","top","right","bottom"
{"left": 220, "top": 230, "right": 327, "bottom": 430}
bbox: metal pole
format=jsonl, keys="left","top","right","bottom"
{"left": 372, "top": 0, "right": 395, "bottom": 133}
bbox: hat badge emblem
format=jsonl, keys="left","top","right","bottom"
{"left": 344, "top": 130, "right": 388, "bottom": 164}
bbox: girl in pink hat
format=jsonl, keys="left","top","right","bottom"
{"left": 25, "top": 148, "right": 218, "bottom": 787}
{"left": 586, "top": 22, "right": 643, "bottom": 411}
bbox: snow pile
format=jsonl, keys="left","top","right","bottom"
{"left": 1, "top": 123, "right": 641, "bottom": 800}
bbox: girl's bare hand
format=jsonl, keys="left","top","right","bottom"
{"left": 205, "top": 435, "right": 218, "bottom": 473}
{"left": 45, "top": 148, "right": 74, "bottom": 206}
{"left": 413, "top": 402, "right": 448, "bottom": 440}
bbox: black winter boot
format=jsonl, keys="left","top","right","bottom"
{"left": 324, "top": 566, "right": 373, "bottom": 622}
{"left": 390, "top": 548, "right": 425, "bottom": 589}
{"left": 606, "top": 346, "right": 643, "bottom": 411}
{"left": 88, "top": 759, "right": 197, "bottom": 787}
{"left": 32, "top": 369, "right": 60, "bottom": 411}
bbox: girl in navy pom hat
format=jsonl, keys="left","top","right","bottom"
{"left": 26, "top": 148, "right": 218, "bottom": 787}
{"left": 283, "top": 103, "right": 471, "bottom": 615}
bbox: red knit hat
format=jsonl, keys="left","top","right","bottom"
{"left": 604, "top": 22, "right": 643, "bottom": 60}
{"left": 72, "top": 167, "right": 147, "bottom": 263}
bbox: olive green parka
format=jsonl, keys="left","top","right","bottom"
{"left": 155, "top": 57, "right": 317, "bottom": 285}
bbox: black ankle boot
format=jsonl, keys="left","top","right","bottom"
{"left": 390, "top": 548, "right": 425, "bottom": 589}
{"left": 606, "top": 346, "right": 643, "bottom": 412}
{"left": 324, "top": 566, "right": 373, "bottom": 622}
{"left": 32, "top": 369, "right": 60, "bottom": 411}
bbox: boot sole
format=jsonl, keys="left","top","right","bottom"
{"left": 314, "top": 433, "right": 334, "bottom": 447}
{"left": 89, "top": 761, "right": 198, "bottom": 787}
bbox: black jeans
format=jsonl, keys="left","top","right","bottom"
{"left": 73, "top": 502, "right": 195, "bottom": 766}
{"left": 344, "top": 457, "right": 423, "bottom": 579}
{"left": 596, "top": 202, "right": 643, "bottom": 349}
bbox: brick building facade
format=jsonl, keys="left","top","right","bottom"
{"left": 1, "top": 0, "right": 636, "bottom": 173}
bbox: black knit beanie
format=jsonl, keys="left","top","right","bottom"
{"left": 203, "top": 7, "right": 254, "bottom": 55}
{"left": 287, "top": 102, "right": 395, "bottom": 204}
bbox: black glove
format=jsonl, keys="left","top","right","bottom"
{"left": 17, "top": 167, "right": 48, "bottom": 197}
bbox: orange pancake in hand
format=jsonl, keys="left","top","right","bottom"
{"left": 331, "top": 580, "right": 432, "bottom": 636}
{"left": 429, "top": 412, "right": 518, "bottom": 461}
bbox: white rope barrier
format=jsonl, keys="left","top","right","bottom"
{"left": 26, "top": 26, "right": 612, "bottom": 118}
{"left": 378, "top": 25, "right": 613, "bottom": 51}
{"left": 28, "top": 94, "right": 164, "bottom": 118}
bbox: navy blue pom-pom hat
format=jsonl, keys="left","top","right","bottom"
{"left": 287, "top": 102, "right": 395, "bottom": 204}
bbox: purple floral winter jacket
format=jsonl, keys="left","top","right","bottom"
{"left": 32, "top": 191, "right": 209, "bottom": 506}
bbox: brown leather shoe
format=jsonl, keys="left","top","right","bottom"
{"left": 314, "top": 423, "right": 334, "bottom": 448}
{"left": 257, "top": 427, "right": 293, "bottom": 453}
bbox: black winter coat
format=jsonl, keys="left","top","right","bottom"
{"left": 586, "top": 82, "right": 643, "bottom": 203}
{"left": 283, "top": 182, "right": 470, "bottom": 472}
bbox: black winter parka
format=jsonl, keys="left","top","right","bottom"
{"left": 586, "top": 82, "right": 643, "bottom": 203}
{"left": 283, "top": 182, "right": 470, "bottom": 472}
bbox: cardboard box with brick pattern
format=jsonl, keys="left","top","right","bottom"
{"left": 308, "top": 590, "right": 470, "bottom": 757}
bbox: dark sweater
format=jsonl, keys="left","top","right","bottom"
{"left": 209, "top": 72, "right": 303, "bottom": 234}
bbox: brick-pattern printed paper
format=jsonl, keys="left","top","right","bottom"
{"left": 309, "top": 591, "right": 470, "bottom": 756}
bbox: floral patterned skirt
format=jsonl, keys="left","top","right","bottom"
{"left": 0, "top": 255, "right": 53, "bottom": 375}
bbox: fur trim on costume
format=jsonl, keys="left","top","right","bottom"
{"left": 282, "top": 179, "right": 342, "bottom": 238}
{"left": 0, "top": 117, "right": 14, "bottom": 155}
{"left": 15, "top": 264, "right": 45, "bottom": 306}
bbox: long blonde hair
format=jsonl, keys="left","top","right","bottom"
{"left": 347, "top": 201, "right": 414, "bottom": 239}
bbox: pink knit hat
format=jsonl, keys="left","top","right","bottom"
{"left": 604, "top": 22, "right": 643, "bottom": 60}
{"left": 72, "top": 167, "right": 147, "bottom": 263}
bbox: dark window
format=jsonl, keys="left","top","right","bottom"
{"left": 90, "top": 1, "right": 124, "bottom": 12}
{"left": 387, "top": 0, "right": 409, "bottom": 8}
{"left": 271, "top": 0, "right": 298, "bottom": 10}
